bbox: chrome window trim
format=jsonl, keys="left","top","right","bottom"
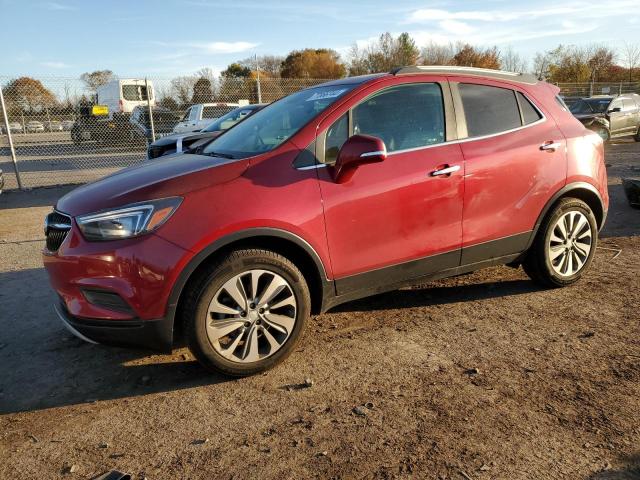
{"left": 295, "top": 114, "right": 547, "bottom": 166}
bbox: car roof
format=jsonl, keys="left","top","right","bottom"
{"left": 309, "top": 66, "right": 539, "bottom": 90}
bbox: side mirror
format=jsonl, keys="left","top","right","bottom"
{"left": 608, "top": 107, "right": 622, "bottom": 113}
{"left": 333, "top": 134, "right": 386, "bottom": 184}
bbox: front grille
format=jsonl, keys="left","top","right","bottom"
{"left": 45, "top": 211, "right": 72, "bottom": 251}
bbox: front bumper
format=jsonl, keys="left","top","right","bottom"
{"left": 54, "top": 301, "right": 173, "bottom": 352}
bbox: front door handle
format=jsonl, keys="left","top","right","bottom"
{"left": 540, "top": 141, "right": 561, "bottom": 152}
{"left": 430, "top": 165, "right": 461, "bottom": 177}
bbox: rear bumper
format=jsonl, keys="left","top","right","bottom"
{"left": 54, "top": 302, "right": 173, "bottom": 352}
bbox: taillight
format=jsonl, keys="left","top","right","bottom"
{"left": 119, "top": 100, "right": 123, "bottom": 112}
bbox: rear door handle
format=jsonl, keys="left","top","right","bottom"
{"left": 540, "top": 141, "right": 561, "bottom": 152}
{"left": 430, "top": 165, "right": 460, "bottom": 176}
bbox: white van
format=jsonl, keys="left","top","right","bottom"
{"left": 96, "top": 79, "right": 155, "bottom": 118}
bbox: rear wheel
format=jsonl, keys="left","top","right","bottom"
{"left": 523, "top": 198, "right": 597, "bottom": 287}
{"left": 185, "top": 249, "right": 310, "bottom": 376}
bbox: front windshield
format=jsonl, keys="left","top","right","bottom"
{"left": 202, "top": 85, "right": 355, "bottom": 159}
{"left": 570, "top": 98, "right": 611, "bottom": 114}
{"left": 201, "top": 107, "right": 257, "bottom": 133}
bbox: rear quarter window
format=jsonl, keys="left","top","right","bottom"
{"left": 517, "top": 92, "right": 543, "bottom": 125}
{"left": 459, "top": 83, "right": 521, "bottom": 137}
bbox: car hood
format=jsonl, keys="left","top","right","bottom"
{"left": 56, "top": 154, "right": 249, "bottom": 216}
{"left": 150, "top": 130, "right": 219, "bottom": 147}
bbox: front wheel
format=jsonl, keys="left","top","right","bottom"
{"left": 523, "top": 198, "right": 598, "bottom": 287}
{"left": 184, "top": 249, "right": 310, "bottom": 376}
{"left": 634, "top": 126, "right": 640, "bottom": 142}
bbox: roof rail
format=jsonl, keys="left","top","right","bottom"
{"left": 390, "top": 66, "right": 539, "bottom": 85}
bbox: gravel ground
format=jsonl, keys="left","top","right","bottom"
{"left": 0, "top": 141, "right": 638, "bottom": 480}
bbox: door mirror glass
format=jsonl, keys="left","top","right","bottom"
{"left": 333, "top": 134, "right": 386, "bottom": 184}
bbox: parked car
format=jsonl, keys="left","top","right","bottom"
{"left": 129, "top": 106, "right": 180, "bottom": 144}
{"left": 172, "top": 102, "right": 248, "bottom": 133}
{"left": 45, "top": 120, "right": 63, "bottom": 132}
{"left": 26, "top": 121, "right": 44, "bottom": 133}
{"left": 569, "top": 94, "right": 640, "bottom": 141}
{"left": 147, "top": 104, "right": 267, "bottom": 159}
{"left": 0, "top": 168, "right": 4, "bottom": 194}
{"left": 43, "top": 66, "right": 608, "bottom": 376}
{"left": 8, "top": 122, "right": 24, "bottom": 134}
{"left": 61, "top": 120, "right": 75, "bottom": 131}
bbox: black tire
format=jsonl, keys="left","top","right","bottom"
{"left": 184, "top": 249, "right": 310, "bottom": 376}
{"left": 634, "top": 126, "right": 640, "bottom": 142}
{"left": 523, "top": 198, "right": 598, "bottom": 288}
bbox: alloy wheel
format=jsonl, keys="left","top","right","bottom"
{"left": 205, "top": 269, "right": 297, "bottom": 363}
{"left": 548, "top": 211, "right": 593, "bottom": 277}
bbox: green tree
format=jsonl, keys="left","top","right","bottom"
{"left": 191, "top": 77, "right": 214, "bottom": 104}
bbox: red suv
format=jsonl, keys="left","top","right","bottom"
{"left": 44, "top": 67, "right": 608, "bottom": 376}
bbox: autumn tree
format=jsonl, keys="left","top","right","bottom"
{"left": 80, "top": 70, "right": 115, "bottom": 92}
{"left": 452, "top": 44, "right": 500, "bottom": 69}
{"left": 2, "top": 77, "right": 57, "bottom": 113}
{"left": 281, "top": 49, "right": 345, "bottom": 79}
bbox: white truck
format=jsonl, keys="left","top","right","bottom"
{"left": 96, "top": 79, "right": 155, "bottom": 119}
{"left": 173, "top": 101, "right": 249, "bottom": 133}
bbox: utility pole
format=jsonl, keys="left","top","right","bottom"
{"left": 255, "top": 54, "right": 262, "bottom": 104}
{"left": 0, "top": 86, "right": 24, "bottom": 189}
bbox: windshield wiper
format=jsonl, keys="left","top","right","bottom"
{"left": 202, "top": 151, "right": 235, "bottom": 159}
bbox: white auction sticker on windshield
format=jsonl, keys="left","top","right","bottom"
{"left": 306, "top": 89, "right": 347, "bottom": 102}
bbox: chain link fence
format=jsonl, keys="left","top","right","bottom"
{"left": 556, "top": 81, "right": 640, "bottom": 98}
{"left": 1, "top": 76, "right": 639, "bottom": 191}
{"left": 0, "top": 75, "right": 329, "bottom": 191}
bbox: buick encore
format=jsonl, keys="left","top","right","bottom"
{"left": 44, "top": 66, "right": 609, "bottom": 376}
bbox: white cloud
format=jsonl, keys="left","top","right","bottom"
{"left": 42, "top": 2, "right": 75, "bottom": 11}
{"left": 41, "top": 61, "right": 70, "bottom": 69}
{"left": 153, "top": 40, "right": 259, "bottom": 55}
{"left": 406, "top": 1, "right": 639, "bottom": 24}
{"left": 439, "top": 20, "right": 475, "bottom": 35}
{"left": 189, "top": 41, "right": 259, "bottom": 54}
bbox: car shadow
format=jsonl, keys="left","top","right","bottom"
{"left": 0, "top": 267, "right": 233, "bottom": 415}
{"left": 329, "top": 278, "right": 539, "bottom": 313}
{"left": 600, "top": 183, "right": 640, "bottom": 239}
{"left": 585, "top": 452, "right": 640, "bottom": 479}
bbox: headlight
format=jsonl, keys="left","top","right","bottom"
{"left": 76, "top": 197, "right": 182, "bottom": 241}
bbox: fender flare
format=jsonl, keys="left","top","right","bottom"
{"left": 163, "top": 228, "right": 330, "bottom": 338}
{"left": 525, "top": 181, "right": 606, "bottom": 251}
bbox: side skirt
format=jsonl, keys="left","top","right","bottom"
{"left": 322, "top": 232, "right": 531, "bottom": 312}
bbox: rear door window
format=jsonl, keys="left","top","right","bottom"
{"left": 459, "top": 83, "right": 521, "bottom": 137}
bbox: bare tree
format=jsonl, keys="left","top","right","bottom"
{"left": 622, "top": 42, "right": 640, "bottom": 82}
{"left": 80, "top": 70, "right": 115, "bottom": 92}
{"left": 501, "top": 46, "right": 528, "bottom": 73}
{"left": 420, "top": 42, "right": 455, "bottom": 65}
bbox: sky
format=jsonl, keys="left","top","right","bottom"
{"left": 1, "top": 0, "right": 639, "bottom": 79}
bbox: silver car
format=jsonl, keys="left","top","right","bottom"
{"left": 26, "top": 121, "right": 44, "bottom": 133}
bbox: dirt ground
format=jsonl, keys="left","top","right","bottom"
{"left": 0, "top": 141, "right": 639, "bottom": 480}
